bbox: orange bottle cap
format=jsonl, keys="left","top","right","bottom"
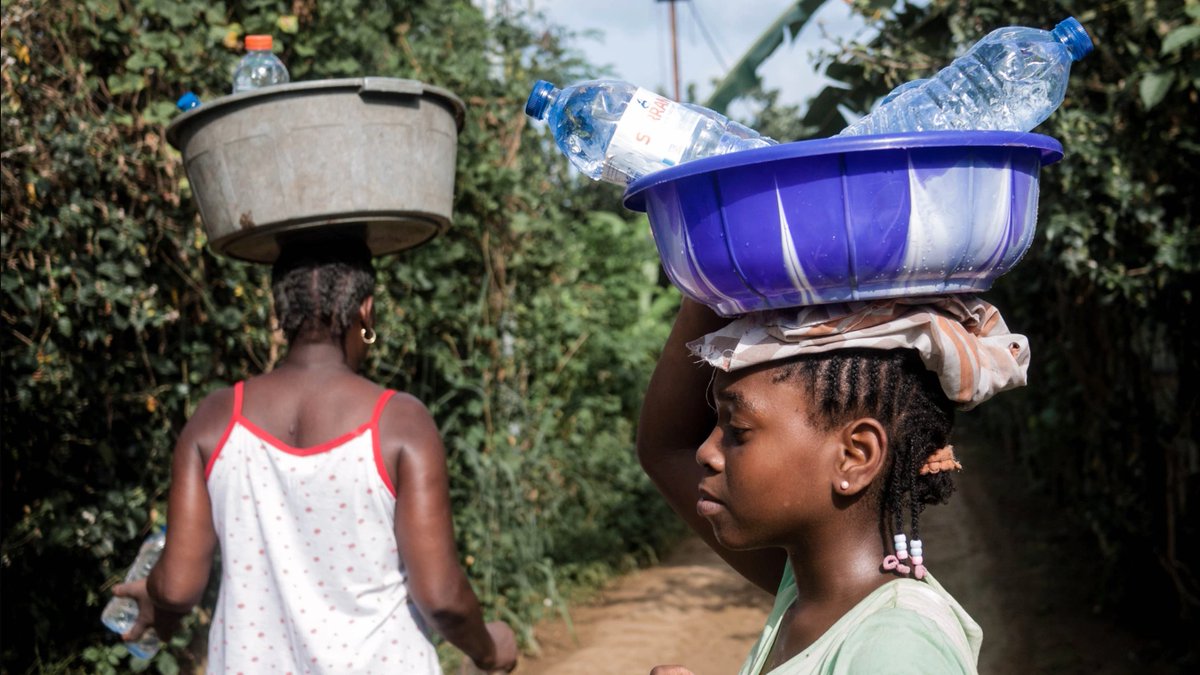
{"left": 244, "top": 35, "right": 273, "bottom": 51}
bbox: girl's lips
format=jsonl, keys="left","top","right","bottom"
{"left": 696, "top": 495, "right": 725, "bottom": 518}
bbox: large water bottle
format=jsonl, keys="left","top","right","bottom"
{"left": 839, "top": 17, "right": 1093, "bottom": 136}
{"left": 525, "top": 79, "right": 775, "bottom": 187}
{"left": 101, "top": 528, "right": 166, "bottom": 659}
{"left": 232, "top": 34, "right": 290, "bottom": 93}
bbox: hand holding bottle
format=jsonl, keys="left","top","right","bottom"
{"left": 101, "top": 528, "right": 168, "bottom": 658}
{"left": 109, "top": 578, "right": 185, "bottom": 648}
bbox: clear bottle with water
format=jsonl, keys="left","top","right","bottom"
{"left": 525, "top": 79, "right": 775, "bottom": 187}
{"left": 101, "top": 528, "right": 166, "bottom": 659}
{"left": 839, "top": 17, "right": 1093, "bottom": 136}
{"left": 232, "top": 34, "right": 290, "bottom": 93}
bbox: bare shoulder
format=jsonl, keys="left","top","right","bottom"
{"left": 379, "top": 390, "right": 438, "bottom": 432}
{"left": 181, "top": 384, "right": 238, "bottom": 455}
{"left": 377, "top": 390, "right": 443, "bottom": 456}
{"left": 192, "top": 384, "right": 236, "bottom": 418}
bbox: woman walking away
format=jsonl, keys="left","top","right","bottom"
{"left": 641, "top": 297, "right": 1030, "bottom": 674}
{"left": 111, "top": 238, "right": 518, "bottom": 674}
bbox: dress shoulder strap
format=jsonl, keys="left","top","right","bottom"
{"left": 232, "top": 380, "right": 244, "bottom": 418}
{"left": 369, "top": 389, "right": 397, "bottom": 426}
{"left": 368, "top": 389, "right": 399, "bottom": 498}
{"left": 205, "top": 381, "right": 245, "bottom": 480}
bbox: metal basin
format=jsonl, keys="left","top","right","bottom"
{"left": 166, "top": 77, "right": 465, "bottom": 263}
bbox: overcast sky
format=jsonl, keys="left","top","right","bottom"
{"left": 527, "top": 0, "right": 869, "bottom": 113}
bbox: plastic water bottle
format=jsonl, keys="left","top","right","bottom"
{"left": 232, "top": 34, "right": 290, "bottom": 93}
{"left": 878, "top": 79, "right": 927, "bottom": 107}
{"left": 839, "top": 17, "right": 1093, "bottom": 136}
{"left": 524, "top": 79, "right": 775, "bottom": 187}
{"left": 101, "top": 528, "right": 166, "bottom": 659}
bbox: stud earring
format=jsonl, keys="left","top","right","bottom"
{"left": 360, "top": 326, "right": 377, "bottom": 344}
{"left": 839, "top": 480, "right": 850, "bottom": 491}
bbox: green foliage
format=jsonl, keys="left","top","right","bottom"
{"left": 1, "top": 0, "right": 678, "bottom": 671}
{"left": 784, "top": 0, "right": 1199, "bottom": 658}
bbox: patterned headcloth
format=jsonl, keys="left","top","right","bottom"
{"left": 687, "top": 296, "right": 1029, "bottom": 410}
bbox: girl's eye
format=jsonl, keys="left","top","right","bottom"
{"left": 726, "top": 425, "right": 750, "bottom": 443}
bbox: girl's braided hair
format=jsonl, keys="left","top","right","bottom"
{"left": 270, "top": 238, "right": 375, "bottom": 343}
{"left": 772, "top": 348, "right": 956, "bottom": 544}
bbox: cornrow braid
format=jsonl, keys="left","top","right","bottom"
{"left": 772, "top": 348, "right": 956, "bottom": 550}
{"left": 271, "top": 238, "right": 376, "bottom": 343}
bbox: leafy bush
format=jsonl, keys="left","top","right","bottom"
{"left": 1, "top": 0, "right": 680, "bottom": 671}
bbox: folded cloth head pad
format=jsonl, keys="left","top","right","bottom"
{"left": 686, "top": 296, "right": 1029, "bottom": 410}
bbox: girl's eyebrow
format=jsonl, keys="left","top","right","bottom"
{"left": 716, "top": 388, "right": 761, "bottom": 414}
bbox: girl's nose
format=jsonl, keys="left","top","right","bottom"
{"left": 695, "top": 426, "right": 725, "bottom": 472}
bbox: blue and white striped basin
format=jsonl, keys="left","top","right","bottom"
{"left": 623, "top": 131, "right": 1063, "bottom": 316}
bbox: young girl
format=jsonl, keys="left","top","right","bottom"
{"left": 112, "top": 238, "right": 518, "bottom": 674}
{"left": 639, "top": 297, "right": 1029, "bottom": 674}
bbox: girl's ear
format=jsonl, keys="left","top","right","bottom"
{"left": 358, "top": 295, "right": 375, "bottom": 328}
{"left": 834, "top": 418, "right": 887, "bottom": 495}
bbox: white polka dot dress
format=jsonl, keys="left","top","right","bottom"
{"left": 205, "top": 382, "right": 440, "bottom": 674}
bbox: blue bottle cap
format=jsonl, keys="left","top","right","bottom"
{"left": 176, "top": 91, "right": 201, "bottom": 111}
{"left": 524, "top": 80, "right": 556, "bottom": 120}
{"left": 1053, "top": 17, "right": 1094, "bottom": 61}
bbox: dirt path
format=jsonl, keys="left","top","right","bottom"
{"left": 515, "top": 439, "right": 1158, "bottom": 675}
{"left": 517, "top": 536, "right": 773, "bottom": 675}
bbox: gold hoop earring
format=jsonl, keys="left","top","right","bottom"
{"left": 360, "top": 326, "right": 377, "bottom": 345}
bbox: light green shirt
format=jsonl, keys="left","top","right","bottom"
{"left": 738, "top": 567, "right": 982, "bottom": 675}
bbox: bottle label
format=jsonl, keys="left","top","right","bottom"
{"left": 603, "top": 88, "right": 704, "bottom": 184}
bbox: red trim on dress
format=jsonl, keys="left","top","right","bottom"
{"left": 206, "top": 385, "right": 399, "bottom": 495}
{"left": 371, "top": 390, "right": 398, "bottom": 498}
{"left": 204, "top": 381, "right": 243, "bottom": 479}
{"left": 237, "top": 416, "right": 375, "bottom": 456}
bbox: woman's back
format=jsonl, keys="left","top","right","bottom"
{"left": 198, "top": 366, "right": 385, "bottom": 461}
{"left": 131, "top": 239, "right": 518, "bottom": 674}
{"left": 204, "top": 373, "right": 441, "bottom": 673}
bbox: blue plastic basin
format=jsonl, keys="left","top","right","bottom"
{"left": 623, "top": 131, "right": 1063, "bottom": 316}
